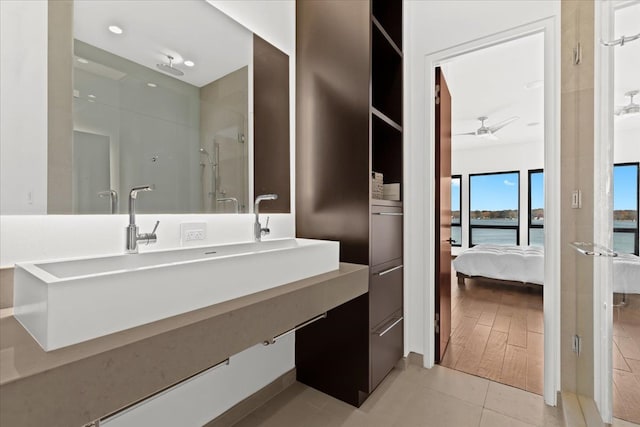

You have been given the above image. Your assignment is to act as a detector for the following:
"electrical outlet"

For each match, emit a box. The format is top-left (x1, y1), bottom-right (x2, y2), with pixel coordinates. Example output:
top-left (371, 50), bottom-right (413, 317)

top-left (185, 230), bottom-right (205, 241)
top-left (180, 222), bottom-right (207, 244)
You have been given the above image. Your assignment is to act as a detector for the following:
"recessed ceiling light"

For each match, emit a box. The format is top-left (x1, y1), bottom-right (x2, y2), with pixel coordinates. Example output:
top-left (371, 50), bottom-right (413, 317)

top-left (77, 57), bottom-right (89, 64)
top-left (108, 25), bottom-right (123, 35)
top-left (525, 80), bottom-right (544, 90)
top-left (184, 60), bottom-right (195, 67)
top-left (88, 94), bottom-right (96, 98)
top-left (147, 82), bottom-right (157, 88)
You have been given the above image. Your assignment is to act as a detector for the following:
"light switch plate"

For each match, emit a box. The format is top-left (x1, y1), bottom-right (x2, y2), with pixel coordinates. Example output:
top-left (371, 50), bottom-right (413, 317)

top-left (180, 222), bottom-right (207, 245)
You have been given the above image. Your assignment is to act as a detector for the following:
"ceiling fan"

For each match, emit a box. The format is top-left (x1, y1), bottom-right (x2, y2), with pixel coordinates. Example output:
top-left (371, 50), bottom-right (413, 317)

top-left (615, 90), bottom-right (640, 118)
top-left (456, 116), bottom-right (519, 140)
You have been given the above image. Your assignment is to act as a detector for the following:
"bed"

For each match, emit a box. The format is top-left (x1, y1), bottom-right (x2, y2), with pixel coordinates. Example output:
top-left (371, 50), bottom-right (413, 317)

top-left (453, 244), bottom-right (640, 294)
top-left (614, 253), bottom-right (640, 295)
top-left (453, 245), bottom-right (543, 287)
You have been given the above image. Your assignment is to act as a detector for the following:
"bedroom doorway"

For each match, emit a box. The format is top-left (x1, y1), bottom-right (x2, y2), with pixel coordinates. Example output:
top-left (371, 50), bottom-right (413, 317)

top-left (433, 32), bottom-right (548, 396)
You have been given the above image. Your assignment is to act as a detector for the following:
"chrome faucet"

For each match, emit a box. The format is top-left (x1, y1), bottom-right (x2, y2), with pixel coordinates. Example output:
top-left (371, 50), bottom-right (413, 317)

top-left (126, 185), bottom-right (159, 254)
top-left (254, 194), bottom-right (278, 241)
top-left (98, 189), bottom-right (118, 214)
top-left (217, 197), bottom-right (240, 213)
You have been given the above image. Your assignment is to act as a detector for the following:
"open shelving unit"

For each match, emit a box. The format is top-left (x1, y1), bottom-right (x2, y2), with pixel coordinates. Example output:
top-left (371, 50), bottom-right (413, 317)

top-left (371, 0), bottom-right (403, 205)
top-left (296, 0), bottom-right (404, 407)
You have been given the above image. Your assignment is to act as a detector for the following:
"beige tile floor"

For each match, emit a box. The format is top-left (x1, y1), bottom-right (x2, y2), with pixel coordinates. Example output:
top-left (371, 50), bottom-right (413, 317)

top-left (233, 364), bottom-right (567, 427)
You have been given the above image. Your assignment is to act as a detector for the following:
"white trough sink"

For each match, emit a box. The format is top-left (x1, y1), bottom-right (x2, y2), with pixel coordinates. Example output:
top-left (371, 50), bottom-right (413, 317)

top-left (13, 238), bottom-right (339, 351)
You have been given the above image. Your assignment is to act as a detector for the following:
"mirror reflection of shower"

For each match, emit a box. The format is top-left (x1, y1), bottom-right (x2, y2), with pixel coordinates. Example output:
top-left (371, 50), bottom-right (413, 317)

top-left (199, 144), bottom-right (219, 212)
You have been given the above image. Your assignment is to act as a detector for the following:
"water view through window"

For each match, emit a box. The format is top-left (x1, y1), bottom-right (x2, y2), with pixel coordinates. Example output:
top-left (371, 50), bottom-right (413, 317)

top-left (469, 172), bottom-right (519, 246)
top-left (613, 163), bottom-right (639, 255)
top-left (452, 176), bottom-right (461, 246)
top-left (529, 170), bottom-right (544, 246)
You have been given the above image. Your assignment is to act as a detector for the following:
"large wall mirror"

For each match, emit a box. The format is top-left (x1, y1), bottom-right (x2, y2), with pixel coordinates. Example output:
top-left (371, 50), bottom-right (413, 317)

top-left (1, 0), bottom-right (290, 215)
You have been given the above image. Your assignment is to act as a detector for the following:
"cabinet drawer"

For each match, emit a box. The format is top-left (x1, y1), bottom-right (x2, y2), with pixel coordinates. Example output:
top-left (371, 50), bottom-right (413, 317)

top-left (371, 206), bottom-right (403, 266)
top-left (370, 262), bottom-right (403, 329)
top-left (370, 311), bottom-right (403, 391)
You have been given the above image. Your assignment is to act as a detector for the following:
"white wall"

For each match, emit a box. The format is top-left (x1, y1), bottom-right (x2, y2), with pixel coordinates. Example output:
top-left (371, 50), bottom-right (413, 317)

top-left (614, 127), bottom-right (640, 164)
top-left (403, 0), bottom-right (561, 356)
top-left (0, 0), bottom-right (48, 214)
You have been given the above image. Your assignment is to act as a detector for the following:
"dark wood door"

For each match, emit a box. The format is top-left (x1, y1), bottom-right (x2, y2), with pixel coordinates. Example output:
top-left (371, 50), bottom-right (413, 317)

top-left (434, 67), bottom-right (452, 363)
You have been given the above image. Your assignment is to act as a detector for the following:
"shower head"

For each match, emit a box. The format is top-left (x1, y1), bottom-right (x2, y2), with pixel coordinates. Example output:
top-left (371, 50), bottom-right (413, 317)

top-left (157, 55), bottom-right (184, 77)
top-left (199, 148), bottom-right (210, 156)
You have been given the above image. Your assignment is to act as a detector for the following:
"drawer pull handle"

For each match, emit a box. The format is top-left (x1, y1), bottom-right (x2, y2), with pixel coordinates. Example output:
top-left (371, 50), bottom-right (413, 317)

top-left (375, 264), bottom-right (403, 276)
top-left (263, 312), bottom-right (327, 345)
top-left (373, 212), bottom-right (403, 216)
top-left (377, 316), bottom-right (404, 337)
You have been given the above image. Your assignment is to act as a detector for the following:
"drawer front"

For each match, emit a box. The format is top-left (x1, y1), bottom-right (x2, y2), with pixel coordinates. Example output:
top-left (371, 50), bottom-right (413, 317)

top-left (370, 311), bottom-right (403, 391)
top-left (371, 206), bottom-right (403, 266)
top-left (370, 262), bottom-right (403, 329)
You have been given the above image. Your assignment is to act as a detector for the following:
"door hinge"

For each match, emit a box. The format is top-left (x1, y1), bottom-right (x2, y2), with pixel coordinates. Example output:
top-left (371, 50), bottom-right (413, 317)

top-left (435, 84), bottom-right (441, 105)
top-left (435, 313), bottom-right (440, 334)
top-left (572, 334), bottom-right (582, 356)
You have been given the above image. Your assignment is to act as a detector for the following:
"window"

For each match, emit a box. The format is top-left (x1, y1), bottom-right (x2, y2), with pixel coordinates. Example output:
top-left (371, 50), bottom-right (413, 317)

top-left (528, 170), bottom-right (544, 246)
top-left (451, 175), bottom-right (461, 246)
top-left (469, 171), bottom-right (519, 246)
top-left (614, 163), bottom-right (639, 255)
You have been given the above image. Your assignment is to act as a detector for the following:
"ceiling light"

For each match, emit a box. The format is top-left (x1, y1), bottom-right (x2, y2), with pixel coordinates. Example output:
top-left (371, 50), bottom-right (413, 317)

top-left (88, 94), bottom-right (96, 98)
top-left (184, 60), bottom-right (195, 67)
top-left (108, 25), bottom-right (123, 35)
top-left (525, 80), bottom-right (544, 90)
top-left (147, 82), bottom-right (157, 88)
top-left (77, 57), bottom-right (89, 64)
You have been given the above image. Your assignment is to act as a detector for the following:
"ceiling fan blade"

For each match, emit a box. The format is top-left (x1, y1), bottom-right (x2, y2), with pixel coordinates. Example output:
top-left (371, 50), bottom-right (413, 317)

top-left (454, 131), bottom-right (477, 136)
top-left (488, 116), bottom-right (519, 133)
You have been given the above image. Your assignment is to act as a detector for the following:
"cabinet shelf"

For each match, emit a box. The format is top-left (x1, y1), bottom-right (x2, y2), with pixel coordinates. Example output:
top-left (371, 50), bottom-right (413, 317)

top-left (372, 17), bottom-right (402, 58)
top-left (372, 25), bottom-right (402, 125)
top-left (372, 113), bottom-right (402, 197)
top-left (372, 0), bottom-right (402, 49)
top-left (371, 107), bottom-right (402, 132)
top-left (371, 199), bottom-right (403, 208)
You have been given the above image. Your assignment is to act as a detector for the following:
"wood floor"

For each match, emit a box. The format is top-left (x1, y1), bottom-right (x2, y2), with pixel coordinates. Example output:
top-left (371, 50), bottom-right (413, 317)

top-left (612, 294), bottom-right (640, 425)
top-left (443, 267), bottom-right (640, 425)
top-left (441, 269), bottom-right (545, 395)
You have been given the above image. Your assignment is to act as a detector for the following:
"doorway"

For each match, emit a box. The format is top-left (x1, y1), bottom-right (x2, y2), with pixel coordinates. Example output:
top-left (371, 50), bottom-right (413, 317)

top-left (434, 33), bottom-right (546, 395)
top-left (424, 17), bottom-right (561, 406)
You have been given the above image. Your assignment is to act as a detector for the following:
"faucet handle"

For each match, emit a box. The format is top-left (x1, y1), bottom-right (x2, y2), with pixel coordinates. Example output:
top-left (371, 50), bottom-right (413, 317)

top-left (261, 216), bottom-right (271, 238)
top-left (151, 220), bottom-right (160, 235)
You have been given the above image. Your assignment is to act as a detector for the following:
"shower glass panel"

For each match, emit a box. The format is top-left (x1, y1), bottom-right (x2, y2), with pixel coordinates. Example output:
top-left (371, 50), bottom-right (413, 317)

top-left (610, 3), bottom-right (640, 424)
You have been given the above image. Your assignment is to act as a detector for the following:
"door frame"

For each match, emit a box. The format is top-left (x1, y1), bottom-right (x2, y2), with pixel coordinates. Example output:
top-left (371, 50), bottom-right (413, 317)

top-left (420, 17), bottom-right (561, 406)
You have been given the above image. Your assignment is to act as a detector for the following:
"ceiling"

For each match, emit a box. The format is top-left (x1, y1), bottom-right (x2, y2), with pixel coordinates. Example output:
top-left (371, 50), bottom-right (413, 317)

top-left (445, 2), bottom-right (639, 151)
top-left (443, 32), bottom-right (544, 151)
top-left (614, 2), bottom-right (640, 133)
top-left (73, 0), bottom-right (252, 88)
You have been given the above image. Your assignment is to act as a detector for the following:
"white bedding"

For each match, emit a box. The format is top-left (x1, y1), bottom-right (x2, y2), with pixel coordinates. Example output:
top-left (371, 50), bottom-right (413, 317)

top-left (613, 253), bottom-right (640, 294)
top-left (453, 244), bottom-right (544, 285)
top-left (452, 245), bottom-right (640, 293)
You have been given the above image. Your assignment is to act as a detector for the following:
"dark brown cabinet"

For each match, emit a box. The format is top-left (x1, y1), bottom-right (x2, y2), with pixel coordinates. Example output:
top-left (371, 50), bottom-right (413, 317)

top-left (295, 0), bottom-right (404, 407)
